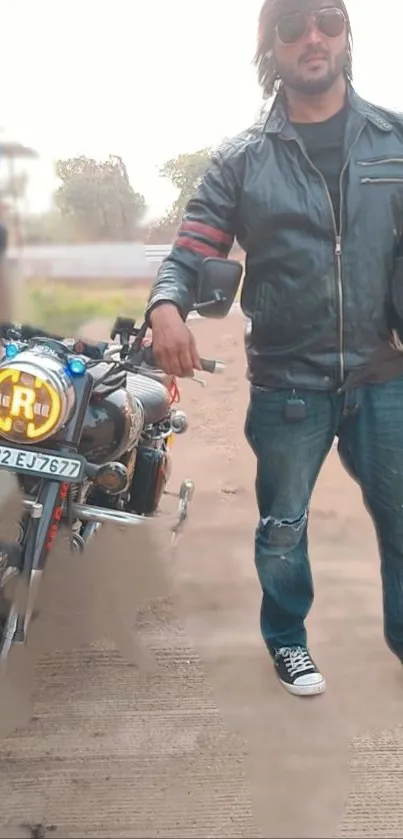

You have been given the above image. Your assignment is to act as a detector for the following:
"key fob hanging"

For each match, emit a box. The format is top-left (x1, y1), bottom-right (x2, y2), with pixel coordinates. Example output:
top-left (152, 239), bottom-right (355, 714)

top-left (283, 397), bottom-right (307, 422)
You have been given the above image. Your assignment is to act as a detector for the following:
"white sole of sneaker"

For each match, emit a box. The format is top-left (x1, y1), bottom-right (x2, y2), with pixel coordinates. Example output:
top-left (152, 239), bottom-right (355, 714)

top-left (278, 676), bottom-right (326, 697)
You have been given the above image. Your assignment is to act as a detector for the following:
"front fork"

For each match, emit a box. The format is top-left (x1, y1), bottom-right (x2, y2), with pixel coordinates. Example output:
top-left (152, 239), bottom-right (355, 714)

top-left (0, 480), bottom-right (67, 656)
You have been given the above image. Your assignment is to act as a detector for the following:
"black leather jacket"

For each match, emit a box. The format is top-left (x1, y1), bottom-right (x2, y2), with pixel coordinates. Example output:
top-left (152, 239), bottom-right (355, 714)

top-left (146, 84), bottom-right (403, 391)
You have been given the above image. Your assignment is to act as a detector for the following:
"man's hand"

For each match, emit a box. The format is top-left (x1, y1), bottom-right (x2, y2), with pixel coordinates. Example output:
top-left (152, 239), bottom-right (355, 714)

top-left (150, 303), bottom-right (202, 377)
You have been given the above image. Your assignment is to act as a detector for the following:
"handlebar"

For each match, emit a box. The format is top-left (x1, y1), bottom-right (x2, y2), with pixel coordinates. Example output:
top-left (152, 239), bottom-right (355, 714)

top-left (0, 322), bottom-right (64, 343)
top-left (198, 358), bottom-right (225, 375)
top-left (70, 338), bottom-right (109, 361)
top-left (0, 322), bottom-right (225, 376)
top-left (0, 322), bottom-right (109, 361)
top-left (129, 344), bottom-right (225, 376)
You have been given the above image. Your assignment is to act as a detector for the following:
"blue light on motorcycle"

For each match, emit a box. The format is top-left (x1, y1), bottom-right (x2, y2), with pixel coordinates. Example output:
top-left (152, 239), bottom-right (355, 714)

top-left (5, 343), bottom-right (19, 359)
top-left (67, 356), bottom-right (86, 376)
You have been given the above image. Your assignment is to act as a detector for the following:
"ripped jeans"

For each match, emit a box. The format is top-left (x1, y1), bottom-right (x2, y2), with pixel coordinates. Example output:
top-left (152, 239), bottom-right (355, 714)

top-left (244, 377), bottom-right (403, 660)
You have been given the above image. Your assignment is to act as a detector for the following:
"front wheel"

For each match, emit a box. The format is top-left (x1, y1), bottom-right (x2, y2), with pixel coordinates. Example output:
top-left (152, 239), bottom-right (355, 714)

top-left (0, 600), bottom-right (18, 668)
top-left (0, 480), bottom-right (64, 665)
top-left (0, 558), bottom-right (21, 668)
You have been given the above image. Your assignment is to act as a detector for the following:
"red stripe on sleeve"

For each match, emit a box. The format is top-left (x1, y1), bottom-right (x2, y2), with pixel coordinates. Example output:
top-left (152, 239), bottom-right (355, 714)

top-left (175, 237), bottom-right (222, 258)
top-left (180, 220), bottom-right (233, 246)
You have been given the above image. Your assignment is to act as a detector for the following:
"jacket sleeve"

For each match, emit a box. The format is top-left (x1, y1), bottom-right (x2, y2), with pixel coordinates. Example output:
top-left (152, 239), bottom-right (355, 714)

top-left (145, 148), bottom-right (239, 322)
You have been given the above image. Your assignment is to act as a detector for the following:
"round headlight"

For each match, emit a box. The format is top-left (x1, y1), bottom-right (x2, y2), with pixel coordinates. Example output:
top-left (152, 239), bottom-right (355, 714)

top-left (0, 351), bottom-right (76, 444)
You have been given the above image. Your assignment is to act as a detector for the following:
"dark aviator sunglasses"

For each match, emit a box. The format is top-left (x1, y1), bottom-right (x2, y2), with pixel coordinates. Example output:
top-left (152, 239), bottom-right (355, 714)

top-left (276, 7), bottom-right (346, 45)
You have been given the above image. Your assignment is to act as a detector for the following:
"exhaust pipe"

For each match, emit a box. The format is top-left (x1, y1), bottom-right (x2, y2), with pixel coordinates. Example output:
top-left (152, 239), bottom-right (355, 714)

top-left (73, 503), bottom-right (146, 526)
top-left (22, 478), bottom-right (195, 533)
top-left (22, 497), bottom-right (146, 526)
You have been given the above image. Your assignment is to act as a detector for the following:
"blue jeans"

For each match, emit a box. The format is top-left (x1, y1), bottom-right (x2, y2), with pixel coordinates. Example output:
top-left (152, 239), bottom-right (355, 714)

top-left (244, 375), bottom-right (403, 661)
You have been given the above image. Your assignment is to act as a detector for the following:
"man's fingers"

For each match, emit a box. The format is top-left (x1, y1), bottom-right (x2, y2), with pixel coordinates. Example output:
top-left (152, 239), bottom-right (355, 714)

top-left (158, 346), bottom-right (187, 378)
top-left (190, 337), bottom-right (202, 371)
top-left (151, 328), bottom-right (200, 378)
top-left (178, 346), bottom-right (195, 377)
top-left (151, 346), bottom-right (166, 371)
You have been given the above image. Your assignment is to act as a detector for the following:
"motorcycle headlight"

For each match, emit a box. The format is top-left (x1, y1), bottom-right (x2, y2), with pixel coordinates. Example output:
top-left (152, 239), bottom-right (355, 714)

top-left (0, 351), bottom-right (76, 444)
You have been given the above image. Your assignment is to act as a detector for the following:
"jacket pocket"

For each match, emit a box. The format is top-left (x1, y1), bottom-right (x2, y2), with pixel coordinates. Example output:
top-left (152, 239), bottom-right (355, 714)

top-left (252, 282), bottom-right (296, 347)
top-left (358, 158), bottom-right (403, 184)
top-left (358, 157), bottom-right (403, 184)
top-left (361, 178), bottom-right (403, 184)
top-left (358, 158), bottom-right (403, 165)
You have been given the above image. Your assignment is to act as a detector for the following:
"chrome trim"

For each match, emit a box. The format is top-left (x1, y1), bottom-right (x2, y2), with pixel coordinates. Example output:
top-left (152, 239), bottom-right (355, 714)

top-left (23, 477), bottom-right (196, 535)
top-left (73, 503), bottom-right (146, 526)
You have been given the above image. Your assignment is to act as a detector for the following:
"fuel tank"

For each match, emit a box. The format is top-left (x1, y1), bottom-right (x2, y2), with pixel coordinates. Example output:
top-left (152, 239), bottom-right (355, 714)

top-left (79, 370), bottom-right (144, 465)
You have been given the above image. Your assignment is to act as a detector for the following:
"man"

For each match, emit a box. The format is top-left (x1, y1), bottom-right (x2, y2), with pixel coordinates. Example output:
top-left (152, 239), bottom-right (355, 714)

top-left (145, 0), bottom-right (403, 696)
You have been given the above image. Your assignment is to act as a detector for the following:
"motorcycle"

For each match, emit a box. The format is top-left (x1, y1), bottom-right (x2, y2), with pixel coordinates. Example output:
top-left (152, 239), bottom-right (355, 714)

top-left (0, 256), bottom-right (242, 666)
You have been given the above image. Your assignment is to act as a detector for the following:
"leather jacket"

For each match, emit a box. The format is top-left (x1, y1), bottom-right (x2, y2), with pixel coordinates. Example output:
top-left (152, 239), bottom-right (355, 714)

top-left (146, 84), bottom-right (403, 391)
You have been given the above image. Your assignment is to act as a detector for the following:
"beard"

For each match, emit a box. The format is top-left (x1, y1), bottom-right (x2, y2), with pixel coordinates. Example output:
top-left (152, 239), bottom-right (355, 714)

top-left (275, 45), bottom-right (348, 95)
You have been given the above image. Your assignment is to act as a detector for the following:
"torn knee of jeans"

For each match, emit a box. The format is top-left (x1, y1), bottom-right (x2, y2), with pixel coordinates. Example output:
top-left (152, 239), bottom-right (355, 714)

top-left (257, 510), bottom-right (307, 551)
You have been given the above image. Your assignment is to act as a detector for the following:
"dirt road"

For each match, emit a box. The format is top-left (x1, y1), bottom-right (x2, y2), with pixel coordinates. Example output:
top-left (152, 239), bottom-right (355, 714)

top-left (1, 313), bottom-right (403, 837)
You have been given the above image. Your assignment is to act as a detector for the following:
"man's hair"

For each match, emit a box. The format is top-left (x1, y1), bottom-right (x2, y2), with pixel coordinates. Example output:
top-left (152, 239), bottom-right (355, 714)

top-left (254, 0), bottom-right (353, 99)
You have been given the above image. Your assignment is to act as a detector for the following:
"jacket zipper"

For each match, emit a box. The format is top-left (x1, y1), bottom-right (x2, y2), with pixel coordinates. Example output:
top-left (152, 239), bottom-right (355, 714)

top-left (284, 126), bottom-right (364, 384)
top-left (358, 158), bottom-right (403, 166)
top-left (361, 177), bottom-right (403, 184)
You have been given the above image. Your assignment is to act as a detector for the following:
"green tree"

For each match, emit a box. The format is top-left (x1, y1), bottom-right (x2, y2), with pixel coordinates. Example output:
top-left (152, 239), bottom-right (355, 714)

top-left (55, 155), bottom-right (146, 241)
top-left (159, 147), bottom-right (213, 229)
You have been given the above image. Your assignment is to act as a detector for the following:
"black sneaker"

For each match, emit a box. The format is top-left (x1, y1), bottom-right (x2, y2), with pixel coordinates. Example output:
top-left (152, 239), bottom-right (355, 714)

top-left (274, 646), bottom-right (326, 696)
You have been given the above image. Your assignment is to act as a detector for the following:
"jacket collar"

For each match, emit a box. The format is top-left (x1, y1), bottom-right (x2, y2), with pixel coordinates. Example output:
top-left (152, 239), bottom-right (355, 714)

top-left (263, 81), bottom-right (393, 135)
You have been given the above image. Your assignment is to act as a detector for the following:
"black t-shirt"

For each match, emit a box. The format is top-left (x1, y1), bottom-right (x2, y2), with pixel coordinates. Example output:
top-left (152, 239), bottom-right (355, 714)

top-left (292, 106), bottom-right (347, 232)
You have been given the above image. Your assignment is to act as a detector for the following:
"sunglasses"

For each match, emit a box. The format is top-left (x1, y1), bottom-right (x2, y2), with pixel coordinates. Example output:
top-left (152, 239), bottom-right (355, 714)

top-left (276, 7), bottom-right (346, 45)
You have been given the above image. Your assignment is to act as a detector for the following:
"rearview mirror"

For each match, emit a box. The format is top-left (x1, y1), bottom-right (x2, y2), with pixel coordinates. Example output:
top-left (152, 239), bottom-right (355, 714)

top-left (194, 257), bottom-right (243, 319)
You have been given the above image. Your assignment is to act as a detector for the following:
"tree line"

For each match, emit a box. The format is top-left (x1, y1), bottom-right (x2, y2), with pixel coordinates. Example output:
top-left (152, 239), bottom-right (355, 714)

top-left (0, 148), bottom-right (214, 246)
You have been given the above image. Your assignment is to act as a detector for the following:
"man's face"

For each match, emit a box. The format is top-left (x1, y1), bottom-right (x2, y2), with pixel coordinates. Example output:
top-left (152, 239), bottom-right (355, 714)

top-left (273, 1), bottom-right (349, 95)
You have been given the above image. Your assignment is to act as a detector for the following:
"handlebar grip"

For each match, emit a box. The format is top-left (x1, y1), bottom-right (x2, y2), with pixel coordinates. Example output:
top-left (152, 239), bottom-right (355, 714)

top-left (141, 345), bottom-right (157, 367)
top-left (138, 345), bottom-right (224, 374)
top-left (200, 358), bottom-right (220, 374)
top-left (142, 346), bottom-right (224, 374)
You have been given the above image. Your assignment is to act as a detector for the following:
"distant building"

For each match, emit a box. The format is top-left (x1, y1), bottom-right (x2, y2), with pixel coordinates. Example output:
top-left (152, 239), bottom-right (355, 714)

top-left (6, 242), bottom-right (169, 282)
top-left (6, 241), bottom-right (244, 283)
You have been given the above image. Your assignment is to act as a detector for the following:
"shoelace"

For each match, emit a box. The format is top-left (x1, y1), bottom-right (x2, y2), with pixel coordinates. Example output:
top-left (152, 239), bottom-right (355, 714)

top-left (277, 646), bottom-right (315, 677)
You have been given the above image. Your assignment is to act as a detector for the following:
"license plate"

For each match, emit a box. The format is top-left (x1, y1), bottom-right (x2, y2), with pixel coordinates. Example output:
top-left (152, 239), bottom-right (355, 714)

top-left (0, 445), bottom-right (84, 482)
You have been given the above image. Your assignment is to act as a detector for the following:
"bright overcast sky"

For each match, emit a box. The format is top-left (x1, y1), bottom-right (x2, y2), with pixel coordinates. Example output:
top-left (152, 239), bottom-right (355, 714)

top-left (0, 0), bottom-right (400, 218)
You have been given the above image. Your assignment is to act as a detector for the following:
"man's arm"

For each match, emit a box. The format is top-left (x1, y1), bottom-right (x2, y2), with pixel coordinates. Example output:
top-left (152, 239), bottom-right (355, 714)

top-left (146, 148), bottom-right (240, 323)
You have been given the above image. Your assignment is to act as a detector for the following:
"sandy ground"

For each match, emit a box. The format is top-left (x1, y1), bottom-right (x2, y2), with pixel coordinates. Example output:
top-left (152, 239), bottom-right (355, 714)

top-left (1, 313), bottom-right (403, 837)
